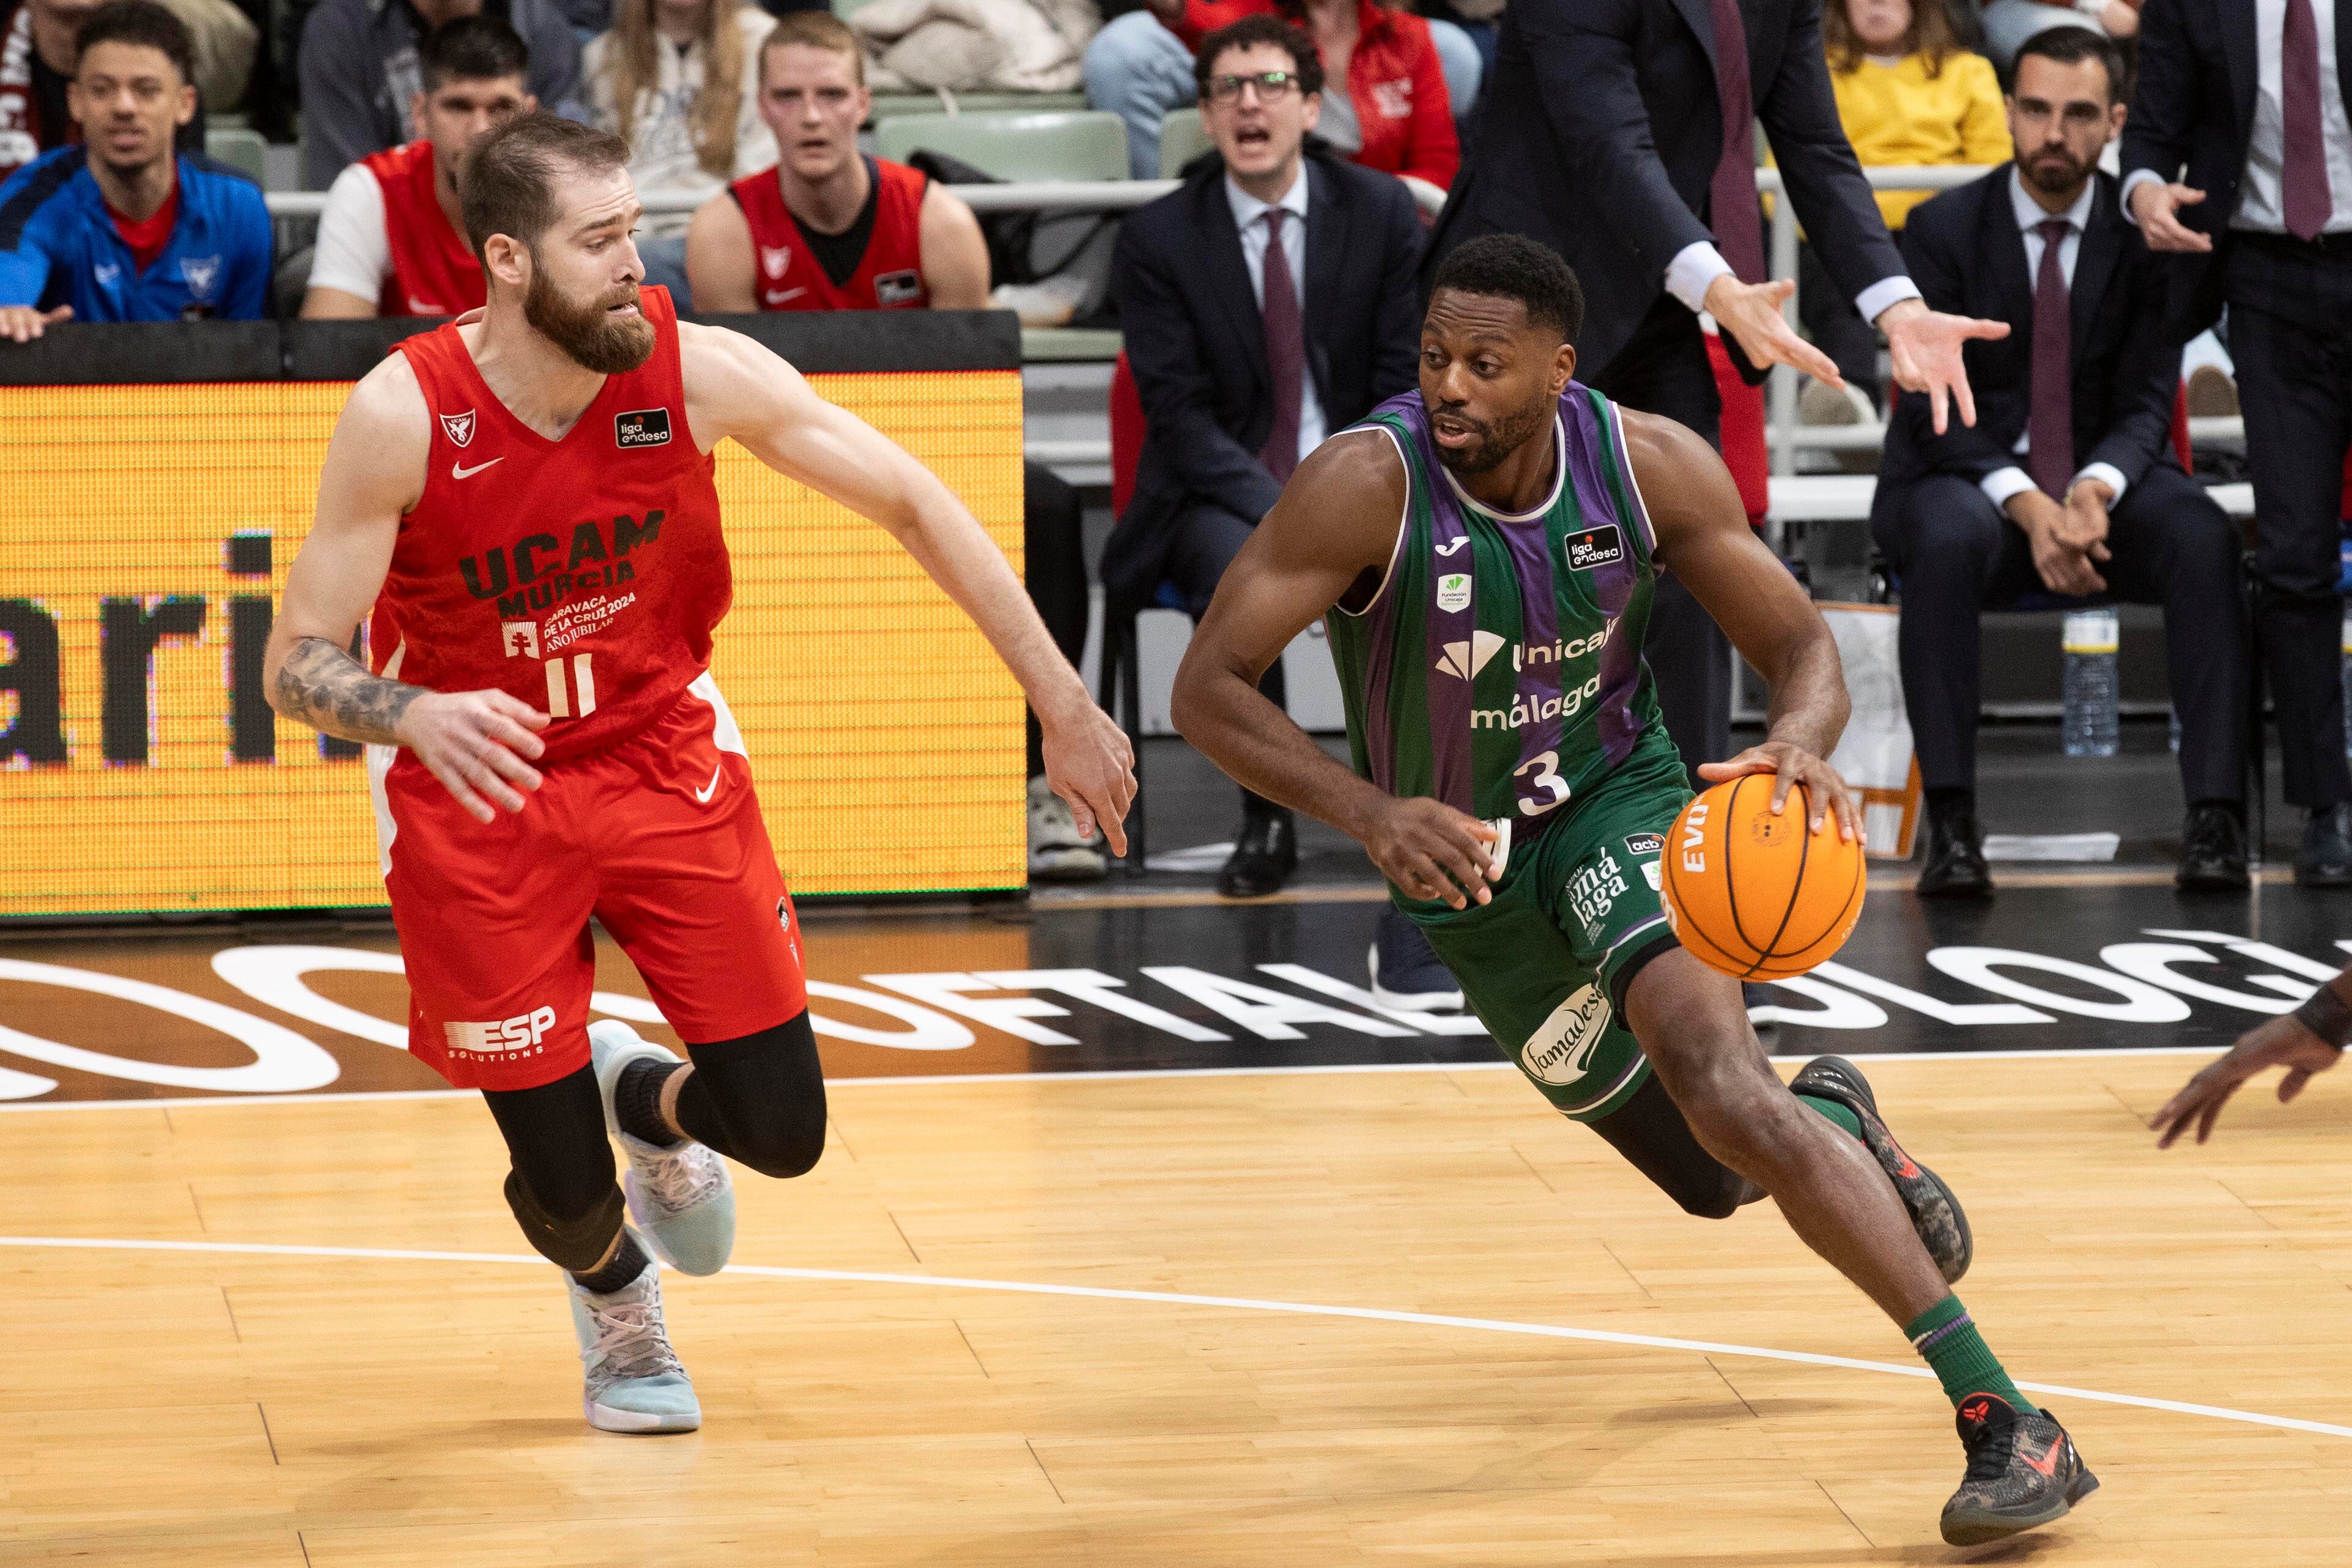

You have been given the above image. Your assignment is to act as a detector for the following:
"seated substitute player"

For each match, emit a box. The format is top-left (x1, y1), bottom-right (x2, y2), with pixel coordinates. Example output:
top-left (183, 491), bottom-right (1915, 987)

top-left (1169, 234), bottom-right (2096, 1546)
top-left (0, 0), bottom-right (269, 340)
top-left (264, 113), bottom-right (1134, 1435)
top-left (298, 15), bottom-right (534, 320)
top-left (686, 9), bottom-right (1107, 881)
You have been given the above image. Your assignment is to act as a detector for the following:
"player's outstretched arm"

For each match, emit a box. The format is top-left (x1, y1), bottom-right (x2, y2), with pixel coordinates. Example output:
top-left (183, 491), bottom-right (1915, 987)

top-left (1169, 431), bottom-right (1499, 908)
top-left (2154, 961), bottom-right (2352, 1147)
top-left (678, 321), bottom-right (1134, 850)
top-left (265, 356), bottom-right (549, 824)
top-left (1630, 409), bottom-right (1860, 841)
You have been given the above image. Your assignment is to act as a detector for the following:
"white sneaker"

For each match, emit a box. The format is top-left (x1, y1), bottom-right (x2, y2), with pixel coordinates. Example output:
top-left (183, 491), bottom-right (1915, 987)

top-left (566, 1251), bottom-right (700, 1433)
top-left (1027, 774), bottom-right (1108, 881)
top-left (588, 1021), bottom-right (736, 1276)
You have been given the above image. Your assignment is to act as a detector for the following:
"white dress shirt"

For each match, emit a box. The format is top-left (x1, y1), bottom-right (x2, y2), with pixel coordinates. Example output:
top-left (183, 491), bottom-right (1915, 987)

top-left (1226, 166), bottom-right (1326, 467)
top-left (1980, 171), bottom-right (2131, 511)
top-left (2123, 0), bottom-right (2352, 234)
top-left (1664, 235), bottom-right (1922, 325)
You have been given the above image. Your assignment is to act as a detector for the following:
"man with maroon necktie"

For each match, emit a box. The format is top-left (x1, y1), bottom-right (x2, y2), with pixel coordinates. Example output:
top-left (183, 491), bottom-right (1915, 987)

top-left (1871, 28), bottom-right (2254, 900)
top-left (2126, 0), bottom-right (2352, 886)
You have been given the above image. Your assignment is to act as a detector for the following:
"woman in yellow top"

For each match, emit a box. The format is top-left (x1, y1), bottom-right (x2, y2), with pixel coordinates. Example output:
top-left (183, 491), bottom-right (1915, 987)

top-left (1800, 0), bottom-right (2011, 419)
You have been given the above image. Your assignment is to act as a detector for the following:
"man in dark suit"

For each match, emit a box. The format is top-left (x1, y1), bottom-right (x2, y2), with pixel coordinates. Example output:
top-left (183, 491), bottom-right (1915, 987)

top-left (2123, 0), bottom-right (2352, 886)
top-left (1874, 28), bottom-right (2252, 898)
top-left (1107, 14), bottom-right (1423, 901)
top-left (1425, 0), bottom-right (2006, 786)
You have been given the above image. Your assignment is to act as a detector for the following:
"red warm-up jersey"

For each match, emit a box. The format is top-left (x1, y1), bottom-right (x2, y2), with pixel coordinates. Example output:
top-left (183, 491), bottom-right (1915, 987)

top-left (363, 139), bottom-right (486, 317)
top-left (728, 157), bottom-right (929, 311)
top-left (373, 285), bottom-right (731, 766)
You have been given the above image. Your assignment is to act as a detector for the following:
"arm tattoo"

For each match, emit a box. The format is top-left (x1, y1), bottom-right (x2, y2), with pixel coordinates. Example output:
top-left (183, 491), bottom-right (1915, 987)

top-left (272, 635), bottom-right (424, 747)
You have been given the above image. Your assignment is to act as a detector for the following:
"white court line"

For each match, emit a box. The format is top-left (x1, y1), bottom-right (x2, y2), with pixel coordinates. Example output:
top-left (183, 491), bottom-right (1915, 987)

top-left (0, 1043), bottom-right (2235, 1115)
top-left (1, 1231), bottom-right (2343, 1442)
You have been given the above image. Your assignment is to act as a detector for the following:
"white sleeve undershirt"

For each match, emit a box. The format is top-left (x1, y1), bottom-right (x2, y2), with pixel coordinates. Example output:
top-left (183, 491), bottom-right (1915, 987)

top-left (306, 162), bottom-right (394, 301)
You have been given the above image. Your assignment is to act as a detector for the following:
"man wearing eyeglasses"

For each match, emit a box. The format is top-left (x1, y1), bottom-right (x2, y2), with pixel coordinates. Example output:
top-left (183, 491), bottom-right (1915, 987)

top-left (1105, 15), bottom-right (1429, 926)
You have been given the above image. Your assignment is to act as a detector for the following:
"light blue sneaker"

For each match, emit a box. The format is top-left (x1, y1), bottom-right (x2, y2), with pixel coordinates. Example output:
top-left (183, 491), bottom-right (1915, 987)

top-left (566, 1249), bottom-right (700, 1433)
top-left (588, 1021), bottom-right (736, 1276)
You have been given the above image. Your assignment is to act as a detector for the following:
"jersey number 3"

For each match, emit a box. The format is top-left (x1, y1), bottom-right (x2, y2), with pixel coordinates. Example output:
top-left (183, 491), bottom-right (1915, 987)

top-left (1514, 750), bottom-right (1570, 817)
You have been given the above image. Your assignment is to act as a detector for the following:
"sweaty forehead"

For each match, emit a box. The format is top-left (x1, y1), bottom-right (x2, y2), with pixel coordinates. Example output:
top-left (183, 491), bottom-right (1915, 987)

top-left (1424, 289), bottom-right (1539, 342)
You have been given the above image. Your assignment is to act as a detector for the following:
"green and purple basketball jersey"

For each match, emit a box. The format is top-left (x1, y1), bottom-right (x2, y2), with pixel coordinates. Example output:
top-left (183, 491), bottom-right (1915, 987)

top-left (1326, 383), bottom-right (1690, 1122)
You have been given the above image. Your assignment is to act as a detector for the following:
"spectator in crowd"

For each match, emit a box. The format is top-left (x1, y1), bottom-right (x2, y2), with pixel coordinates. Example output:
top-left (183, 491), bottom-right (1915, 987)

top-left (1085, 0), bottom-right (1469, 188)
top-left (2125, 0), bottom-right (2352, 885)
top-left (1979, 0), bottom-right (2140, 73)
top-left (0, 0), bottom-right (207, 183)
top-left (1799, 0), bottom-right (2009, 421)
top-left (1425, 0), bottom-right (2005, 791)
top-left (1106, 17), bottom-right (1427, 917)
top-left (1872, 27), bottom-right (2249, 897)
top-left (0, 0), bottom-right (268, 338)
top-left (298, 0), bottom-right (582, 190)
top-left (582, 0), bottom-right (774, 303)
top-left (686, 13), bottom-right (1106, 879)
top-left (299, 16), bottom-right (529, 317)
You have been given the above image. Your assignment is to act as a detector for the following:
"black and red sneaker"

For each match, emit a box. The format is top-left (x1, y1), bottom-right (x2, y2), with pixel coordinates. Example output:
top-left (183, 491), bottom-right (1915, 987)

top-left (1940, 1393), bottom-right (2098, 1545)
top-left (1787, 1054), bottom-right (1973, 1282)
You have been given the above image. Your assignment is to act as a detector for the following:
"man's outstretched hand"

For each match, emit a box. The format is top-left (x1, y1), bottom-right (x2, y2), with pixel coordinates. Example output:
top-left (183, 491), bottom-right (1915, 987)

top-left (1878, 298), bottom-right (2011, 435)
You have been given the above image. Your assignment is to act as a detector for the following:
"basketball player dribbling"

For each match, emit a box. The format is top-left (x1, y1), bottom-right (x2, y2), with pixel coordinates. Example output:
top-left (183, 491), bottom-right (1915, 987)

top-left (264, 113), bottom-right (1134, 1435)
top-left (1170, 235), bottom-right (2094, 1544)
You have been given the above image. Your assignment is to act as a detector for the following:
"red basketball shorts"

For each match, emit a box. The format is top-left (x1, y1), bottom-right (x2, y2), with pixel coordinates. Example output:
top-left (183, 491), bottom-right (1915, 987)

top-left (375, 673), bottom-right (807, 1091)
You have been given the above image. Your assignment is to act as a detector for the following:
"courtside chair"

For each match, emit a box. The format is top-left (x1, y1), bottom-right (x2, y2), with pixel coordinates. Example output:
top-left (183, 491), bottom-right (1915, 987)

top-left (1158, 108), bottom-right (1214, 179)
top-left (205, 127), bottom-right (269, 188)
top-left (871, 110), bottom-right (1130, 184)
top-left (1100, 350), bottom-right (1183, 876)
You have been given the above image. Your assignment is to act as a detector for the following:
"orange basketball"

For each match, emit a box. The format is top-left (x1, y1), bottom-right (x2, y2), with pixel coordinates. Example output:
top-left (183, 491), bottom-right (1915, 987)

top-left (1659, 775), bottom-right (1866, 981)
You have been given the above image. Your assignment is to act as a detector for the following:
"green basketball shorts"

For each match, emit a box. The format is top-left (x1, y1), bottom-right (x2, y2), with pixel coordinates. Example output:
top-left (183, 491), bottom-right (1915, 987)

top-left (1403, 730), bottom-right (1692, 1122)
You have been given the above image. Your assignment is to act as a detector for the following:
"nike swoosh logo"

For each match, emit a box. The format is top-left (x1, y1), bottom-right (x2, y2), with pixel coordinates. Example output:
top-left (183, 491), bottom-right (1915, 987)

top-left (452, 458), bottom-right (504, 480)
top-left (1436, 538), bottom-right (1469, 557)
top-left (693, 762), bottom-right (723, 804)
top-left (761, 287), bottom-right (807, 305)
top-left (2018, 1433), bottom-right (2064, 1477)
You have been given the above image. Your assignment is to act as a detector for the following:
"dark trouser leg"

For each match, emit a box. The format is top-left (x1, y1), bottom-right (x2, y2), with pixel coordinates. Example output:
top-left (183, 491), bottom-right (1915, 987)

top-left (485, 1068), bottom-right (626, 1272)
top-left (1797, 239), bottom-right (1882, 404)
top-left (1167, 499), bottom-right (1289, 818)
top-left (1874, 475), bottom-right (2036, 794)
top-left (2226, 267), bottom-right (2352, 809)
top-left (670, 1011), bottom-right (829, 1180)
top-left (1593, 295), bottom-right (1735, 784)
top-left (1023, 460), bottom-right (1092, 778)
top-left (1587, 1070), bottom-right (1766, 1219)
top-left (2097, 465), bottom-right (2251, 804)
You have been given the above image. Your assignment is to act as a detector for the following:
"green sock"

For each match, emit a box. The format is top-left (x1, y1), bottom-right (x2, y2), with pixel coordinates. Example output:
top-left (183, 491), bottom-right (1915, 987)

top-left (1797, 1093), bottom-right (1864, 1142)
top-left (1905, 1295), bottom-right (2035, 1414)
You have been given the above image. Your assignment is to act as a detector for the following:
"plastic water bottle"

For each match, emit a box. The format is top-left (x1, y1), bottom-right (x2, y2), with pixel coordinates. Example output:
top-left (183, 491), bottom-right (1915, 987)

top-left (2062, 608), bottom-right (2121, 758)
top-left (2342, 613), bottom-right (2352, 758)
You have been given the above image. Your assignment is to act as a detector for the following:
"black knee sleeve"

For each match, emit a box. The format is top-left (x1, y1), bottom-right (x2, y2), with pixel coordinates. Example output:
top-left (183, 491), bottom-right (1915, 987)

top-left (504, 1169), bottom-right (627, 1271)
top-left (1588, 1073), bottom-right (1766, 1221)
top-left (676, 1010), bottom-right (828, 1180)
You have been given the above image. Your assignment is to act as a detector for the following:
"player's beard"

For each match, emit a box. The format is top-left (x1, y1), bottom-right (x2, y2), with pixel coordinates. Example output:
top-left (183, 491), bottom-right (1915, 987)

top-left (523, 264), bottom-right (655, 375)
top-left (1429, 396), bottom-right (1553, 477)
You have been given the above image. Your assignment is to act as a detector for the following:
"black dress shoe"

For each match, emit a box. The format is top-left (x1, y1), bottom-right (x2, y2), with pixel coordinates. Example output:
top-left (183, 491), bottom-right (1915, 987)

top-left (1917, 808), bottom-right (1992, 899)
top-left (2296, 802), bottom-right (2352, 889)
top-left (2176, 804), bottom-right (2250, 893)
top-left (1218, 812), bottom-right (1298, 898)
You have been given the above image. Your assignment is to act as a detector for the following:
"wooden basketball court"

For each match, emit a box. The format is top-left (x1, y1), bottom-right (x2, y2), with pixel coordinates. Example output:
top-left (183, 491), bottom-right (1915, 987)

top-left (6, 1017), bottom-right (2349, 1566)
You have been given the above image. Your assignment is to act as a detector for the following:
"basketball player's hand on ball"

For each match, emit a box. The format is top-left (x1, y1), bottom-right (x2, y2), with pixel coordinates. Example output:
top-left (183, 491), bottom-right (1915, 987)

top-left (395, 689), bottom-right (550, 823)
top-left (2154, 1013), bottom-right (2344, 1147)
top-left (1041, 703), bottom-right (1136, 856)
top-left (1364, 799), bottom-right (1500, 908)
top-left (1697, 743), bottom-right (1860, 843)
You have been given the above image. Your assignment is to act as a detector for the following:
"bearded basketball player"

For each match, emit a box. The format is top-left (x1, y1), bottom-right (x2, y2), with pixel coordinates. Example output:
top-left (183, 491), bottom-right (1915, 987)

top-left (264, 113), bottom-right (1134, 1434)
top-left (1170, 235), bottom-right (2093, 1545)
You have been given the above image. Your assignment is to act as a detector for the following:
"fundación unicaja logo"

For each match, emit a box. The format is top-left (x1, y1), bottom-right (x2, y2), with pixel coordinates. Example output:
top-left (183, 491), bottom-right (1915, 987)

top-left (1436, 572), bottom-right (1471, 614)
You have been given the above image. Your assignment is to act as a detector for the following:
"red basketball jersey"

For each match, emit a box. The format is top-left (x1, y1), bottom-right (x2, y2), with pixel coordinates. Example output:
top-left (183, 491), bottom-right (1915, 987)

top-left (363, 139), bottom-right (486, 318)
top-left (374, 285), bottom-right (731, 766)
top-left (729, 157), bottom-right (930, 311)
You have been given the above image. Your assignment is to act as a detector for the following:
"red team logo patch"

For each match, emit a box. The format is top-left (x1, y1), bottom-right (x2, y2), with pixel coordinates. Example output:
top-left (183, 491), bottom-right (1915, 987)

top-left (441, 409), bottom-right (477, 448)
